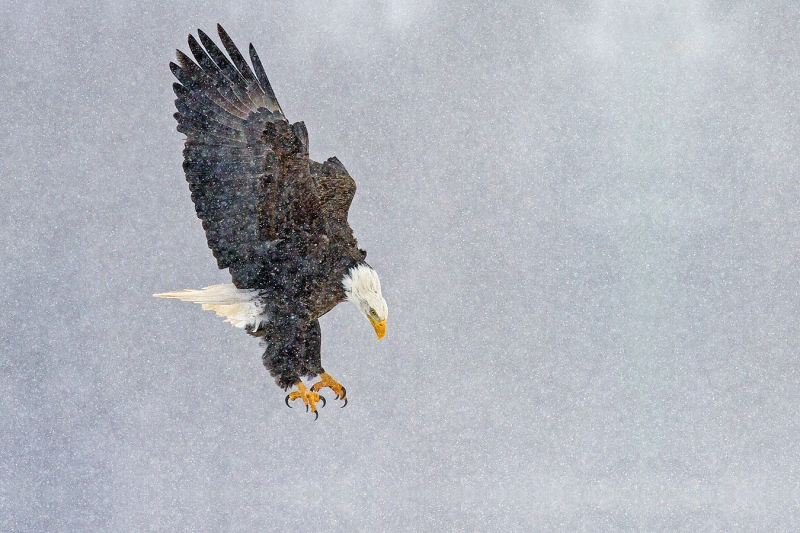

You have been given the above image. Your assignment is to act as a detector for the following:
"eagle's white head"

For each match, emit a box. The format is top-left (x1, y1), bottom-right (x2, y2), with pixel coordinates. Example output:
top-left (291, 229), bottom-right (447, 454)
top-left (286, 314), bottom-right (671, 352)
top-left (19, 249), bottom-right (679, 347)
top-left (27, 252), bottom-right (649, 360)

top-left (342, 264), bottom-right (388, 340)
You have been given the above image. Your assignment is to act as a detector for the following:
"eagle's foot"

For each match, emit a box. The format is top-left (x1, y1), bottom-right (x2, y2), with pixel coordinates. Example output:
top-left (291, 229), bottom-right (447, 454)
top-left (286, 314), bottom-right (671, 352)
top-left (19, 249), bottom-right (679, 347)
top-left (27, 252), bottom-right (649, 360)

top-left (285, 382), bottom-right (326, 420)
top-left (311, 372), bottom-right (348, 407)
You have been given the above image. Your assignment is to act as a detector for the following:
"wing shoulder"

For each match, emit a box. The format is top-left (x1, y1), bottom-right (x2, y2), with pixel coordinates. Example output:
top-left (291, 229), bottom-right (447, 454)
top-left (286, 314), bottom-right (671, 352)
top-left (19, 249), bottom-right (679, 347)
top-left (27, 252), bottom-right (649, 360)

top-left (310, 156), bottom-right (366, 261)
top-left (310, 157), bottom-right (356, 227)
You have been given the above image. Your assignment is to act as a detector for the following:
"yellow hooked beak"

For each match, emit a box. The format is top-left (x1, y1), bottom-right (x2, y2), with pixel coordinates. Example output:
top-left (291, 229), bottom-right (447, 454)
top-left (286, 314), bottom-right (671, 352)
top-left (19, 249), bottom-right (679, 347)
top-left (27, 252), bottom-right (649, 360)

top-left (369, 316), bottom-right (386, 340)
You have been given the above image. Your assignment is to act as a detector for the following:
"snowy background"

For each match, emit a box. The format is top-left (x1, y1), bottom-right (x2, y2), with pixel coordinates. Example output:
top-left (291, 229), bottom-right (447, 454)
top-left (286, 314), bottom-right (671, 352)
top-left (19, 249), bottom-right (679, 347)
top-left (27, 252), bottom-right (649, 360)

top-left (2, 1), bottom-right (799, 531)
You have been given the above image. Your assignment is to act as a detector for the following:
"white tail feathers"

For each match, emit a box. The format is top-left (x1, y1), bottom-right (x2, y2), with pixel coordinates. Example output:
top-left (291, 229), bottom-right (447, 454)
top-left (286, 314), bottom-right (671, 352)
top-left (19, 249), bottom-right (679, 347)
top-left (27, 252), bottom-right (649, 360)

top-left (154, 284), bottom-right (265, 330)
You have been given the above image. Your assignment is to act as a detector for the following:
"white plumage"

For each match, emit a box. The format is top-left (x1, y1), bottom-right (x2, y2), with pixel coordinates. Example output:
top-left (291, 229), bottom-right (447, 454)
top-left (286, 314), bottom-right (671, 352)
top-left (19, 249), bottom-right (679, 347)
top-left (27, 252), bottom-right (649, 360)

top-left (153, 284), bottom-right (265, 330)
top-left (342, 264), bottom-right (388, 322)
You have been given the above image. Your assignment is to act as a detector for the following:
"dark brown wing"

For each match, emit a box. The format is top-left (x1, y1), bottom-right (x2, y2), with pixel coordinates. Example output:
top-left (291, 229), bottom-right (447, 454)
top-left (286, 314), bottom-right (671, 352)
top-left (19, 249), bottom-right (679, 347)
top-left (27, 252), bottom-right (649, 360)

top-left (310, 156), bottom-right (366, 263)
top-left (170, 25), bottom-right (323, 288)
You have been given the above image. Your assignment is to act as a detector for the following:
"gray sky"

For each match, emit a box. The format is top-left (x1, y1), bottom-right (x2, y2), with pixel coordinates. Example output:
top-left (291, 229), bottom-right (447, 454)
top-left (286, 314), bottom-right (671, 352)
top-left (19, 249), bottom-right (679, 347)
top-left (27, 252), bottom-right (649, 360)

top-left (2, 1), bottom-right (799, 531)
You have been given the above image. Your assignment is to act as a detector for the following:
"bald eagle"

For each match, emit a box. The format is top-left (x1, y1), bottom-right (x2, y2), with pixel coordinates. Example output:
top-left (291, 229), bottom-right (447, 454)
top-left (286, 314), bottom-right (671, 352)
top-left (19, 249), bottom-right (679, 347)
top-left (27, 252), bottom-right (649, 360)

top-left (155, 25), bottom-right (388, 419)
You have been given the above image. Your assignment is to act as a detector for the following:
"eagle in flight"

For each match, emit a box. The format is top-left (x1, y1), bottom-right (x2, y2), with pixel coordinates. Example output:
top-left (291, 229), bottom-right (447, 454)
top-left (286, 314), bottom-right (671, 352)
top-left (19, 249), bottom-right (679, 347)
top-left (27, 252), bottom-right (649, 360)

top-left (155, 25), bottom-right (388, 419)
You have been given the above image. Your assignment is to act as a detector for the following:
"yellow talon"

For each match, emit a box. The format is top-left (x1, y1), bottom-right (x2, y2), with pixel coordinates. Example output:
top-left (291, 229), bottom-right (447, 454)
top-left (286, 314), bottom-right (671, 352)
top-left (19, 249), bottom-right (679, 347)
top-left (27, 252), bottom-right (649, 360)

top-left (311, 372), bottom-right (347, 406)
top-left (285, 382), bottom-right (323, 418)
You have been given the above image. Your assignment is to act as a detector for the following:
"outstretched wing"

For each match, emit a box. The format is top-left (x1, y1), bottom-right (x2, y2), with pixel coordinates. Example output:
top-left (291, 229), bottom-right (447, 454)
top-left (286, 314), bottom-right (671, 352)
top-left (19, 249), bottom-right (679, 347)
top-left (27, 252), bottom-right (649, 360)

top-left (170, 25), bottom-right (322, 288)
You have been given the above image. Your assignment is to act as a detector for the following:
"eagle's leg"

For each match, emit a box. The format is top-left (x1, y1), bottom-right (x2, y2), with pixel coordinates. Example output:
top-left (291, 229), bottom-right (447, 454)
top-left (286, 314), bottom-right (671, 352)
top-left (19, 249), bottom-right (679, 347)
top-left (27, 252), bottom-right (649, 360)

top-left (285, 382), bottom-right (325, 420)
top-left (311, 372), bottom-right (348, 407)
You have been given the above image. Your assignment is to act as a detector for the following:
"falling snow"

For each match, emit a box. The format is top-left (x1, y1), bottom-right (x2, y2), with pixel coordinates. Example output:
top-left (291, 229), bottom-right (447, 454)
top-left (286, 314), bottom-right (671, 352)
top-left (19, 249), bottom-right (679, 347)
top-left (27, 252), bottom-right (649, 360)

top-left (1, 1), bottom-right (799, 531)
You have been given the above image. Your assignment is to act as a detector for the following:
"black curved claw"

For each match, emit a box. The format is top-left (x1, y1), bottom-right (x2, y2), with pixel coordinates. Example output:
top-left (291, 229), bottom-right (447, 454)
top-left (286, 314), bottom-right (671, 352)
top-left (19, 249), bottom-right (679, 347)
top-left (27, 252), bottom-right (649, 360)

top-left (341, 397), bottom-right (348, 408)
top-left (341, 386), bottom-right (347, 399)
top-left (314, 410), bottom-right (319, 421)
top-left (319, 395), bottom-right (326, 408)
top-left (285, 394), bottom-right (293, 408)
top-left (305, 404), bottom-right (309, 412)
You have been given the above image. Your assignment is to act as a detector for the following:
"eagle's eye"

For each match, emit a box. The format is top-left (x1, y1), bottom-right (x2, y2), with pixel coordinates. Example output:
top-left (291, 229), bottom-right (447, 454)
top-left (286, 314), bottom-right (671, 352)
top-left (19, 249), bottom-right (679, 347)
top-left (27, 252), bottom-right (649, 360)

top-left (369, 308), bottom-right (377, 318)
